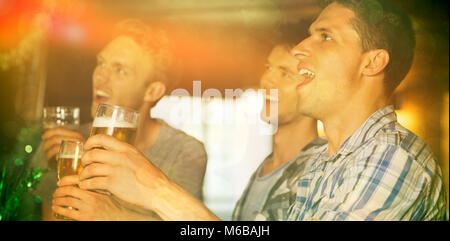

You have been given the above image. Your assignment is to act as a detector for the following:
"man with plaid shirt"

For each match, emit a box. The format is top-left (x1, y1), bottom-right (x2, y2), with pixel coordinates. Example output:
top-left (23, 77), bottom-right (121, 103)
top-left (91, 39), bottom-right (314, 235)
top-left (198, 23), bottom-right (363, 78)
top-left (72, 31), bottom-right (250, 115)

top-left (286, 0), bottom-right (447, 220)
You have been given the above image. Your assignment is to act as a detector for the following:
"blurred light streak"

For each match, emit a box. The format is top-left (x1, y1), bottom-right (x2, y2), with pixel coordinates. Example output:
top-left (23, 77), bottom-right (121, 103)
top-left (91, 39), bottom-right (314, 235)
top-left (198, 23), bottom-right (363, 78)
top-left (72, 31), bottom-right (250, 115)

top-left (317, 120), bottom-right (325, 137)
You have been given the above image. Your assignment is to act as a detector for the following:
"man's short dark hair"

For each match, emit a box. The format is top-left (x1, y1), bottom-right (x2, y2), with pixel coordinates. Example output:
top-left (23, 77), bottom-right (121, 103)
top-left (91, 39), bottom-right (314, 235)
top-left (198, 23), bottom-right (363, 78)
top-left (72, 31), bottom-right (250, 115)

top-left (272, 20), bottom-right (313, 50)
top-left (322, 0), bottom-right (416, 94)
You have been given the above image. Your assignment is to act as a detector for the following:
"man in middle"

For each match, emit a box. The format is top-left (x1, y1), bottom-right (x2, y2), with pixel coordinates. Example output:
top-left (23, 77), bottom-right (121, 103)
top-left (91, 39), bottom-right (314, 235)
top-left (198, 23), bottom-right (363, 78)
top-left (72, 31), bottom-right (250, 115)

top-left (232, 31), bottom-right (326, 221)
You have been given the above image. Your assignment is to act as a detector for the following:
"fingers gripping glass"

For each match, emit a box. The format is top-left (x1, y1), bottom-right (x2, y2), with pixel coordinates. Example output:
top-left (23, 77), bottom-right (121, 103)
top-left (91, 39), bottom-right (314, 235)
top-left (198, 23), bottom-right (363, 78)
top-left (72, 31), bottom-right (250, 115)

top-left (54, 140), bottom-right (83, 220)
top-left (89, 103), bottom-right (139, 195)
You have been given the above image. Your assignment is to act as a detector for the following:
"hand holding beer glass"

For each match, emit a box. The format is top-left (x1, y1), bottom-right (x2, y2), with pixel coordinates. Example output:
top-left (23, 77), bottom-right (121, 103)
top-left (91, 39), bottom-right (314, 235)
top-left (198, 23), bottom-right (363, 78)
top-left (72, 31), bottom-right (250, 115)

top-left (42, 106), bottom-right (82, 170)
top-left (54, 140), bottom-right (83, 220)
top-left (88, 103), bottom-right (139, 194)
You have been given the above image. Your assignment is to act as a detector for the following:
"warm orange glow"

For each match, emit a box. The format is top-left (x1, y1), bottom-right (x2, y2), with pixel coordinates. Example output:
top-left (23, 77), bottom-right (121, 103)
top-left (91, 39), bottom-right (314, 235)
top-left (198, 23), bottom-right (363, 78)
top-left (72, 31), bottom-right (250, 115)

top-left (395, 107), bottom-right (420, 134)
top-left (0, 0), bottom-right (40, 49)
top-left (0, 0), bottom-right (121, 51)
top-left (1, 0), bottom-right (271, 91)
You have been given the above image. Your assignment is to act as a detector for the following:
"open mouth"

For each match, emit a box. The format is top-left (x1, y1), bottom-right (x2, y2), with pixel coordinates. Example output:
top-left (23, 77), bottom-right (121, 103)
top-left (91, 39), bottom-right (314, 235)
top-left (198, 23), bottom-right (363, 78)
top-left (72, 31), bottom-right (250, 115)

top-left (94, 90), bottom-right (111, 103)
top-left (297, 67), bottom-right (315, 89)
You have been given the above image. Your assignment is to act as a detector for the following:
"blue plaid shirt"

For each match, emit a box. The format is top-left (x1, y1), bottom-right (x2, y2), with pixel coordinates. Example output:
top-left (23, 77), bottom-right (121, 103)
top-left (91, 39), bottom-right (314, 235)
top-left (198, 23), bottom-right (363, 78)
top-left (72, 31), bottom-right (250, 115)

top-left (287, 106), bottom-right (447, 221)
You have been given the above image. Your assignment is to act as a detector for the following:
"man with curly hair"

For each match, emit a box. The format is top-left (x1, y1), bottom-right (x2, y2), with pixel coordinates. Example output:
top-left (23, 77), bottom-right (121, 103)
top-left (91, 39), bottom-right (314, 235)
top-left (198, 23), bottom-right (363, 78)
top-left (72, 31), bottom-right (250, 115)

top-left (32, 20), bottom-right (207, 221)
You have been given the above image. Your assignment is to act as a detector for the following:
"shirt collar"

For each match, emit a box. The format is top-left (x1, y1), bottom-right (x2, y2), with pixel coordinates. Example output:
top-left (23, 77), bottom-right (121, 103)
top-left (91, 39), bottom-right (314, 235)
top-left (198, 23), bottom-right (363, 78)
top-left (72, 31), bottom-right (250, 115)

top-left (334, 105), bottom-right (397, 157)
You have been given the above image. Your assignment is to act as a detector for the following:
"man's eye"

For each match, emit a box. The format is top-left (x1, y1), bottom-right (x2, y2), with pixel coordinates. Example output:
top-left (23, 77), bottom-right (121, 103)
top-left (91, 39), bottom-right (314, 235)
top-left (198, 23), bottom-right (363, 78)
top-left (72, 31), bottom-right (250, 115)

top-left (281, 72), bottom-right (289, 78)
top-left (265, 65), bottom-right (272, 71)
top-left (322, 33), bottom-right (332, 41)
top-left (117, 67), bottom-right (126, 76)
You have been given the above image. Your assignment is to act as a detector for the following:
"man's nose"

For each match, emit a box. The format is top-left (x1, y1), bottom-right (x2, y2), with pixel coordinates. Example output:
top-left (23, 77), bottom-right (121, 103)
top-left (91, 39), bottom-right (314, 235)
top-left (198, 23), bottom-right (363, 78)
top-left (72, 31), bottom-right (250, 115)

top-left (291, 37), bottom-right (312, 59)
top-left (260, 71), bottom-right (277, 88)
top-left (94, 66), bottom-right (110, 85)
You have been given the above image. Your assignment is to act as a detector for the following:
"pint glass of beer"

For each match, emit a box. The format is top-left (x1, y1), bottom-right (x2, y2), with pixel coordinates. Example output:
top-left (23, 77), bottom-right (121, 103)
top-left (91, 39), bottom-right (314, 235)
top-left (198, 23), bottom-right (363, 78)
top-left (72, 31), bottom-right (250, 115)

top-left (54, 140), bottom-right (83, 220)
top-left (90, 103), bottom-right (139, 145)
top-left (43, 106), bottom-right (80, 169)
top-left (43, 106), bottom-right (80, 130)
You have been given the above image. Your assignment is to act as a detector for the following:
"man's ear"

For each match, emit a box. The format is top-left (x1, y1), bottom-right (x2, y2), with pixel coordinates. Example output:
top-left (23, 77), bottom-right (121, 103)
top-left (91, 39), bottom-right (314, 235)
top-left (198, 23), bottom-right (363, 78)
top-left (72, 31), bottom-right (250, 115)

top-left (361, 49), bottom-right (390, 76)
top-left (143, 81), bottom-right (166, 103)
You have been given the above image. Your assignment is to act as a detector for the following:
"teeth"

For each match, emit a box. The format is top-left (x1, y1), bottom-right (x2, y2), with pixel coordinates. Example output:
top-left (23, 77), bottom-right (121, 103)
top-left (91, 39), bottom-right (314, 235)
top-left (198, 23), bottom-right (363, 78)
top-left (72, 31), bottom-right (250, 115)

top-left (96, 90), bottom-right (110, 98)
top-left (298, 69), bottom-right (315, 79)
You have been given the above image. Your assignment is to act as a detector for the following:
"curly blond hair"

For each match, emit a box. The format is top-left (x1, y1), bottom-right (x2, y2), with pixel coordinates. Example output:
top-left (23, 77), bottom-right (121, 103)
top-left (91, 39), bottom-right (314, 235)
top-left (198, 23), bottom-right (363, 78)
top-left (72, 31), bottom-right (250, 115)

top-left (113, 19), bottom-right (176, 90)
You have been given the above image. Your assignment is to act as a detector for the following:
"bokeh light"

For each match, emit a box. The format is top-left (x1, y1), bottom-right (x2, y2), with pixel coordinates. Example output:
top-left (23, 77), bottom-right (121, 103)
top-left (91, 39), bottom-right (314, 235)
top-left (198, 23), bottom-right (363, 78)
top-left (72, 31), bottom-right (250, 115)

top-left (25, 145), bottom-right (32, 153)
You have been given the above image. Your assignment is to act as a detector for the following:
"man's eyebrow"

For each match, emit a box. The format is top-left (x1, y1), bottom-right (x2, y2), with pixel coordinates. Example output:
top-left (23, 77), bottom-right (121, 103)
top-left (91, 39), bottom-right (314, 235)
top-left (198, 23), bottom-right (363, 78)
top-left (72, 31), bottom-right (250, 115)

top-left (309, 26), bottom-right (334, 35)
top-left (112, 60), bottom-right (135, 71)
top-left (111, 61), bottom-right (127, 68)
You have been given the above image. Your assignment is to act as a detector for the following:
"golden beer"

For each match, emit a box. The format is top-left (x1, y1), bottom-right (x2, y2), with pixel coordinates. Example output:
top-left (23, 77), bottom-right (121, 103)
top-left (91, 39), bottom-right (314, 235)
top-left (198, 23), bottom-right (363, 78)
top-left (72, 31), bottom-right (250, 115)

top-left (43, 123), bottom-right (80, 170)
top-left (90, 104), bottom-right (139, 145)
top-left (54, 140), bottom-right (83, 220)
top-left (89, 126), bottom-right (137, 145)
top-left (57, 156), bottom-right (83, 181)
top-left (55, 155), bottom-right (82, 220)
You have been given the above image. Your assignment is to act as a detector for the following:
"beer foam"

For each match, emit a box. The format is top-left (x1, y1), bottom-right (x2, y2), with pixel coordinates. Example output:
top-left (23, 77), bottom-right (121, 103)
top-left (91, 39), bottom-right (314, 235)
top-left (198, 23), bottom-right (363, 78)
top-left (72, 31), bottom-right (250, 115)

top-left (92, 117), bottom-right (137, 128)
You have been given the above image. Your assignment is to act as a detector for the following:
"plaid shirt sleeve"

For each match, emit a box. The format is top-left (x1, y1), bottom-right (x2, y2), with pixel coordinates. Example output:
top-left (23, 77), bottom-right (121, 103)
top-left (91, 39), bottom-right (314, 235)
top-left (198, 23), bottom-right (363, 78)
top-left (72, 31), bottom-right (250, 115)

top-left (289, 107), bottom-right (447, 221)
top-left (311, 142), bottom-right (446, 221)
